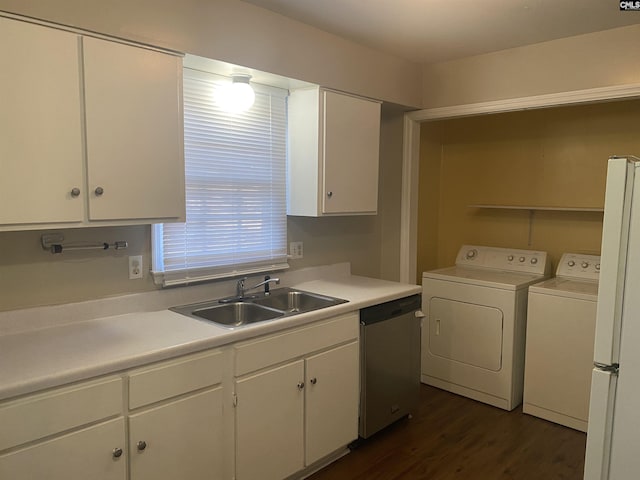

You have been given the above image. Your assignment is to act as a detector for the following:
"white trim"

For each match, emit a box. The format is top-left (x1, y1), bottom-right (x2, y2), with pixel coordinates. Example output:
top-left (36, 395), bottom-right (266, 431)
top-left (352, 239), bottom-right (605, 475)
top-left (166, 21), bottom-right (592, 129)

top-left (399, 115), bottom-right (420, 284)
top-left (407, 83), bottom-right (640, 122)
top-left (399, 83), bottom-right (640, 284)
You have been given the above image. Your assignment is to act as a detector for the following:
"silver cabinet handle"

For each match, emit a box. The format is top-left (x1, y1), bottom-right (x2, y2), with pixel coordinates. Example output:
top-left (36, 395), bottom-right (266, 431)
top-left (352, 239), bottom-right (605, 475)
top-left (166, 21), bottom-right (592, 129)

top-left (326, 191), bottom-right (333, 198)
top-left (70, 187), bottom-right (81, 197)
top-left (137, 440), bottom-right (147, 451)
top-left (112, 447), bottom-right (123, 458)
top-left (310, 377), bottom-right (317, 385)
top-left (95, 186), bottom-right (104, 196)
top-left (297, 381), bottom-right (305, 390)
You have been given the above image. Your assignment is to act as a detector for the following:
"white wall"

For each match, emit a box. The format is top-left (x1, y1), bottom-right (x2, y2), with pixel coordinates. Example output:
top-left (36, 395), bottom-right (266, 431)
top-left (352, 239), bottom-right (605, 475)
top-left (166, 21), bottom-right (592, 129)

top-left (0, 0), bottom-right (422, 107)
top-left (422, 24), bottom-right (640, 108)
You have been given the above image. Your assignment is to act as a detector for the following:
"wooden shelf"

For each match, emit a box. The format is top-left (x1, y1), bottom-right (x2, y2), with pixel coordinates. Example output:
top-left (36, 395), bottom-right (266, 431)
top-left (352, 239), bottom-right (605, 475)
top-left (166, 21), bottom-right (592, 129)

top-left (469, 204), bottom-right (604, 213)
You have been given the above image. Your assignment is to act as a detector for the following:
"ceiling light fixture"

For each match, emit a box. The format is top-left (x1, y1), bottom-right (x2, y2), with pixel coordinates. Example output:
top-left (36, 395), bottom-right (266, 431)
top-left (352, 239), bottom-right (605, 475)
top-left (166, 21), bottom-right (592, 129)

top-left (217, 73), bottom-right (255, 113)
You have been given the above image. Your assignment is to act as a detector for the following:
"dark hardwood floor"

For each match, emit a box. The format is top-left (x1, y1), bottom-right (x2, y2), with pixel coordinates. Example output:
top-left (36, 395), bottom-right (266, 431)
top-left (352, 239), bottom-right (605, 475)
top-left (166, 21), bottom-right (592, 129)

top-left (309, 385), bottom-right (587, 480)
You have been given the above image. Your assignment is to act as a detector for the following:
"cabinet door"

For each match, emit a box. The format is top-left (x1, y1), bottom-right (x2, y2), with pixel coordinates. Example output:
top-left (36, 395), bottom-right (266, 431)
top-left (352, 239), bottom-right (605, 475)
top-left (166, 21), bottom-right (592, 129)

top-left (0, 418), bottom-right (125, 480)
top-left (83, 36), bottom-right (185, 221)
top-left (322, 91), bottom-right (380, 214)
top-left (0, 17), bottom-right (84, 225)
top-left (235, 360), bottom-right (304, 480)
top-left (128, 388), bottom-right (223, 480)
top-left (305, 341), bottom-right (360, 465)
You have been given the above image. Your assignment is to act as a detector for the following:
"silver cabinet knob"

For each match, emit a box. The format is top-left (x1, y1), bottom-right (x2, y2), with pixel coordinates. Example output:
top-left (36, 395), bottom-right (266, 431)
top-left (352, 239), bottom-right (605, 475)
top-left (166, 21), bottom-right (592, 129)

top-left (112, 447), bottom-right (123, 458)
top-left (137, 440), bottom-right (147, 451)
top-left (297, 381), bottom-right (305, 390)
top-left (70, 187), bottom-right (81, 197)
top-left (310, 377), bottom-right (317, 385)
top-left (95, 186), bottom-right (104, 196)
top-left (327, 191), bottom-right (333, 198)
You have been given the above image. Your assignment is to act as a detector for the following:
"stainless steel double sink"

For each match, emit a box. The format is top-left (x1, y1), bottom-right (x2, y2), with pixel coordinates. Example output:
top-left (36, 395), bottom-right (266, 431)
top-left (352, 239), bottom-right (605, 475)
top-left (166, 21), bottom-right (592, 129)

top-left (171, 288), bottom-right (348, 329)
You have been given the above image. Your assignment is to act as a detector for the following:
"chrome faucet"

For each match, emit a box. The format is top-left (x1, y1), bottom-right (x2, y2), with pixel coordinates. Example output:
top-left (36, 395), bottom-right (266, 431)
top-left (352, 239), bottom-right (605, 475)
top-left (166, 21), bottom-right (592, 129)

top-left (236, 275), bottom-right (280, 299)
top-left (251, 275), bottom-right (281, 295)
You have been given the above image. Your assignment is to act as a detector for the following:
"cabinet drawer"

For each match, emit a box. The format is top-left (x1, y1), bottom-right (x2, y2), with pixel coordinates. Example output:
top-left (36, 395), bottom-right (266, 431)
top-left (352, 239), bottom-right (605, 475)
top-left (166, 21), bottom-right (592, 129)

top-left (129, 350), bottom-right (223, 409)
top-left (0, 376), bottom-right (122, 451)
top-left (235, 313), bottom-right (359, 376)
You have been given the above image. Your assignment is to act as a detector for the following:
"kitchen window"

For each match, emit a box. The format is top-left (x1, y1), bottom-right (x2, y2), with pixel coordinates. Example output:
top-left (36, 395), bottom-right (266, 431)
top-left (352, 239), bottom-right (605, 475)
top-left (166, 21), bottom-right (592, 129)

top-left (152, 67), bottom-right (288, 286)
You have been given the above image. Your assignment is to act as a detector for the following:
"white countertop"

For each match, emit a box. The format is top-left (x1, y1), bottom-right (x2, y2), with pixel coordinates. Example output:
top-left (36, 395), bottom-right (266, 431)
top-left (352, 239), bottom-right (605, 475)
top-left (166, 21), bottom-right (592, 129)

top-left (0, 274), bottom-right (420, 402)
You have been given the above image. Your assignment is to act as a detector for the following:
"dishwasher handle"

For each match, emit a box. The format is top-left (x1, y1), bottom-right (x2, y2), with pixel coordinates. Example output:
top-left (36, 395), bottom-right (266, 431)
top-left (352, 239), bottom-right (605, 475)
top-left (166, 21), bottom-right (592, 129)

top-left (360, 294), bottom-right (422, 325)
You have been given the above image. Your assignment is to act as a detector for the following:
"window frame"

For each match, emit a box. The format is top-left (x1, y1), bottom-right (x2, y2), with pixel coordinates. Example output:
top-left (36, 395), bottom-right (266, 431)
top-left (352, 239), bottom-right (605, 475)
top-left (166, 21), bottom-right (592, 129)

top-left (151, 67), bottom-right (289, 287)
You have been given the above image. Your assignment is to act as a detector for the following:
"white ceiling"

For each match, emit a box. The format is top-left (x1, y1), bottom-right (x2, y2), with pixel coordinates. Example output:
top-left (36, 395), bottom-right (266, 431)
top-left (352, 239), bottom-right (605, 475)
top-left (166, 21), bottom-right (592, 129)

top-left (241, 0), bottom-right (640, 64)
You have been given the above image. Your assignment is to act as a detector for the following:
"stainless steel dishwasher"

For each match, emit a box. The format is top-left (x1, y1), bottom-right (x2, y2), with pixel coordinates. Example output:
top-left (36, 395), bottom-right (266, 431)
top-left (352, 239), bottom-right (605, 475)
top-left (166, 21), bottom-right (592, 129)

top-left (358, 294), bottom-right (423, 439)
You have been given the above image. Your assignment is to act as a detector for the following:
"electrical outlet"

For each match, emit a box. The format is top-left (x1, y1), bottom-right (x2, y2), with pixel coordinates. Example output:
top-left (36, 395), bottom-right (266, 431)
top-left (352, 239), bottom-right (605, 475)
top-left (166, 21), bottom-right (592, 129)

top-left (290, 241), bottom-right (304, 259)
top-left (129, 255), bottom-right (143, 279)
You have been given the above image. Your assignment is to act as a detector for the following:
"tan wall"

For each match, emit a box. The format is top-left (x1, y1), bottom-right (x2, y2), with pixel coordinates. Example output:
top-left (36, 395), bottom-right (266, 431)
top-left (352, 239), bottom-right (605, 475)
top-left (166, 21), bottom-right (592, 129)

top-left (0, 0), bottom-right (422, 107)
top-left (422, 25), bottom-right (640, 108)
top-left (0, 217), bottom-right (382, 311)
top-left (417, 99), bottom-right (640, 281)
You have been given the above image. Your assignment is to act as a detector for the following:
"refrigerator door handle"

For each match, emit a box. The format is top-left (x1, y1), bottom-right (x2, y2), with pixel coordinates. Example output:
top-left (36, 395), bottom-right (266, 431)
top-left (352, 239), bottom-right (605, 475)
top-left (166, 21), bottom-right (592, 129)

top-left (584, 368), bottom-right (618, 480)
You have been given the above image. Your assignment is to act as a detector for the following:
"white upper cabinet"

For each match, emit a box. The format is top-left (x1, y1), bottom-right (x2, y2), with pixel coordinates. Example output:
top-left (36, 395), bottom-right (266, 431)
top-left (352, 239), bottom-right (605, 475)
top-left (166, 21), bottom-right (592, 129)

top-left (0, 16), bottom-right (185, 231)
top-left (287, 87), bottom-right (381, 216)
top-left (0, 17), bottom-right (84, 225)
top-left (83, 37), bottom-right (184, 221)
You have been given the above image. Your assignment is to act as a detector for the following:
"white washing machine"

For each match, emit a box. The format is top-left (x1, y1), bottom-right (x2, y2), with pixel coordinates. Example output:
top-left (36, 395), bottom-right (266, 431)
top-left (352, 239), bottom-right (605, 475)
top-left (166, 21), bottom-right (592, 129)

top-left (523, 253), bottom-right (600, 432)
top-left (421, 245), bottom-right (550, 411)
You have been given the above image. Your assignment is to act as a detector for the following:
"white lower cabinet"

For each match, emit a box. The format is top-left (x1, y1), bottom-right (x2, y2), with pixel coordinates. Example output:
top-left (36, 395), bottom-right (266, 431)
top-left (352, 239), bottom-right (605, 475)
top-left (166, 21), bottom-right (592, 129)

top-left (236, 361), bottom-right (305, 480)
top-left (305, 341), bottom-right (359, 465)
top-left (127, 350), bottom-right (225, 480)
top-left (0, 376), bottom-right (125, 480)
top-left (233, 313), bottom-right (360, 480)
top-left (129, 388), bottom-right (223, 480)
top-left (0, 315), bottom-right (361, 480)
top-left (0, 418), bottom-right (126, 480)
top-left (0, 350), bottom-right (225, 480)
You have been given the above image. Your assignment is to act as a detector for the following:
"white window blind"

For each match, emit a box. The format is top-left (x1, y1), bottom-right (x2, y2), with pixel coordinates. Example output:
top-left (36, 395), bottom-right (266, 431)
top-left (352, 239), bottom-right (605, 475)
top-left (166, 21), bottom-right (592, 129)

top-left (152, 67), bottom-right (289, 287)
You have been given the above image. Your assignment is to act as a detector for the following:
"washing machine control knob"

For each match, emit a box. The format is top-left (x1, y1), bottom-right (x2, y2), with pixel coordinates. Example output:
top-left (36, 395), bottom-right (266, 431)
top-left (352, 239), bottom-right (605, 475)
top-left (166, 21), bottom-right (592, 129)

top-left (466, 249), bottom-right (478, 260)
top-left (507, 255), bottom-right (514, 261)
top-left (581, 261), bottom-right (589, 269)
top-left (596, 263), bottom-right (601, 271)
top-left (568, 260), bottom-right (576, 267)
top-left (519, 256), bottom-right (526, 263)
top-left (530, 258), bottom-right (538, 264)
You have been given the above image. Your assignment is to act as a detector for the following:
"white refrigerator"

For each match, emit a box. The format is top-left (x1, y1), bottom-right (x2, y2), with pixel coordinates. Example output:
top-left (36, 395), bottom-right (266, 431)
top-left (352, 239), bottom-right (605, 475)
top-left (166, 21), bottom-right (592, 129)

top-left (584, 156), bottom-right (640, 479)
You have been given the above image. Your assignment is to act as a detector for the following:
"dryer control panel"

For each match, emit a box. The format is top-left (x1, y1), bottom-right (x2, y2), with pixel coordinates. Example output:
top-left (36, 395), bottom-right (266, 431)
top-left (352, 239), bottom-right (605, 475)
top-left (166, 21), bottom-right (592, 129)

top-left (556, 253), bottom-right (600, 280)
top-left (455, 245), bottom-right (550, 275)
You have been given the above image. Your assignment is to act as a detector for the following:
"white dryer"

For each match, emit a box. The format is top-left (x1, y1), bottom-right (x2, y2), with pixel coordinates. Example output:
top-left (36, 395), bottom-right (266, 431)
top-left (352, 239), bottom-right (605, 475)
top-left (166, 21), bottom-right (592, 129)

top-left (421, 245), bottom-right (550, 411)
top-left (523, 253), bottom-right (600, 432)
